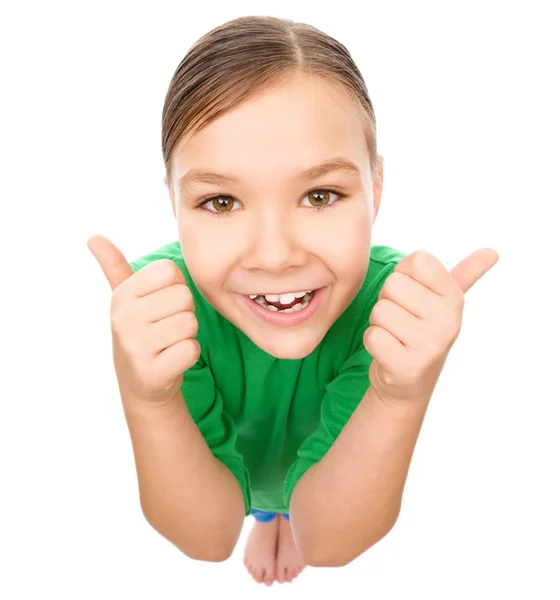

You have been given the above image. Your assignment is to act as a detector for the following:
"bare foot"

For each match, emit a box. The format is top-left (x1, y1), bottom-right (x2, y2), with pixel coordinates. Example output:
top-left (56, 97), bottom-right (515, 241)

top-left (243, 515), bottom-right (279, 586)
top-left (275, 514), bottom-right (307, 583)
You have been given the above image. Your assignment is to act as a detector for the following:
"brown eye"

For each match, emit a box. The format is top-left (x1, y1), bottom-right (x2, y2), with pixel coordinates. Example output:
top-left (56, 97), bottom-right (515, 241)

top-left (306, 190), bottom-right (330, 207)
top-left (211, 196), bottom-right (235, 211)
top-left (302, 188), bottom-right (343, 210)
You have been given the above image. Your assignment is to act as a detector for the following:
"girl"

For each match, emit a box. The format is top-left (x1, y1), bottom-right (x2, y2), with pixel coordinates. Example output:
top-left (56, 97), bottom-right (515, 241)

top-left (88, 15), bottom-right (498, 587)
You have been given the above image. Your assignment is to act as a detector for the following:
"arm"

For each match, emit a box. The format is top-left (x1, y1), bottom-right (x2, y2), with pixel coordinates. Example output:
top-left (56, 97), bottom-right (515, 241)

top-left (122, 388), bottom-right (246, 562)
top-left (290, 386), bottom-right (430, 567)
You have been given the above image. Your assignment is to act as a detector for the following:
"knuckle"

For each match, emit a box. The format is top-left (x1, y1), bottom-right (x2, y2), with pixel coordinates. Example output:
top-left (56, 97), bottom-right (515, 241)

top-left (364, 326), bottom-right (375, 348)
top-left (382, 272), bottom-right (400, 296)
top-left (181, 311), bottom-right (198, 336)
top-left (384, 366), bottom-right (406, 387)
top-left (182, 338), bottom-right (201, 365)
top-left (427, 339), bottom-right (442, 360)
top-left (163, 258), bottom-right (177, 272)
top-left (156, 259), bottom-right (178, 281)
top-left (416, 249), bottom-right (433, 263)
top-left (365, 325), bottom-right (386, 356)
top-left (371, 298), bottom-right (390, 323)
top-left (411, 250), bottom-right (433, 272)
top-left (446, 320), bottom-right (461, 341)
top-left (179, 284), bottom-right (193, 307)
top-left (441, 311), bottom-right (461, 340)
top-left (188, 338), bottom-right (200, 356)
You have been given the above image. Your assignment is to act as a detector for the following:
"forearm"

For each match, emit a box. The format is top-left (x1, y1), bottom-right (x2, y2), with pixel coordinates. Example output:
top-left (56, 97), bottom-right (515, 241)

top-left (121, 389), bottom-right (245, 562)
top-left (290, 386), bottom-right (430, 567)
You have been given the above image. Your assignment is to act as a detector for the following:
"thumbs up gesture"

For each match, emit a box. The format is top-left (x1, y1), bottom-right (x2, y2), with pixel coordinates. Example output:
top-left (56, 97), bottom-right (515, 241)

top-left (365, 248), bottom-right (500, 407)
top-left (87, 235), bottom-right (201, 406)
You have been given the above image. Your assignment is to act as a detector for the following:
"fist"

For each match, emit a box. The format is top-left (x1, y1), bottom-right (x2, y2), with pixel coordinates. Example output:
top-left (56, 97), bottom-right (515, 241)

top-left (88, 235), bottom-right (200, 406)
top-left (364, 248), bottom-right (499, 406)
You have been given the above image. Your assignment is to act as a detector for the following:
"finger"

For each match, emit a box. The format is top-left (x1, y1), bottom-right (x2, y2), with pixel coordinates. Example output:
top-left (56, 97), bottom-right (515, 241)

top-left (378, 271), bottom-right (437, 320)
top-left (87, 234), bottom-right (134, 292)
top-left (151, 311), bottom-right (198, 353)
top-left (365, 325), bottom-right (407, 371)
top-left (449, 248), bottom-right (499, 294)
top-left (370, 298), bottom-right (420, 348)
top-left (155, 338), bottom-right (200, 375)
top-left (131, 259), bottom-right (188, 298)
top-left (141, 282), bottom-right (195, 323)
top-left (394, 250), bottom-right (456, 297)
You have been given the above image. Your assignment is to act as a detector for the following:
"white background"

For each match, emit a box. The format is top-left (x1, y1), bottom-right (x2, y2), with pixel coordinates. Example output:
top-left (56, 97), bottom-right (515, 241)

top-left (1, 0), bottom-right (558, 598)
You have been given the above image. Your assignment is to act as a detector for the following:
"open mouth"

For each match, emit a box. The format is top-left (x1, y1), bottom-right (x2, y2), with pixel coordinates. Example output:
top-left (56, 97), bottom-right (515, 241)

top-left (248, 290), bottom-right (315, 313)
top-left (238, 286), bottom-right (326, 327)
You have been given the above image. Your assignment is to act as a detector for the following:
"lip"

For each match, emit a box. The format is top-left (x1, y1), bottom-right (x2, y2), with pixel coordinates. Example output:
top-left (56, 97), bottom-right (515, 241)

top-left (237, 286), bottom-right (327, 327)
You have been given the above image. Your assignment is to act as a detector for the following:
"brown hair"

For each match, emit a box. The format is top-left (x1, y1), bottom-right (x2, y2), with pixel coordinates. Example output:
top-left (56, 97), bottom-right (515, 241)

top-left (162, 16), bottom-right (378, 185)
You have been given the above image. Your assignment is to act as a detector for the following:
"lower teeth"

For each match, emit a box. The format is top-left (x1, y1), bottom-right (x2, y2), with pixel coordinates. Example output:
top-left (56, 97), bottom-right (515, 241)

top-left (254, 291), bottom-right (314, 313)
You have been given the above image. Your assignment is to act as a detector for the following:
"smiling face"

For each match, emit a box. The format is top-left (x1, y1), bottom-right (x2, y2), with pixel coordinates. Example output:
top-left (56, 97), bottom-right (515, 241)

top-left (165, 72), bottom-right (383, 359)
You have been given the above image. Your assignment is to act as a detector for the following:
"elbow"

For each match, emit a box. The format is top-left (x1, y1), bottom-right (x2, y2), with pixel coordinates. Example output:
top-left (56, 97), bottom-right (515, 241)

top-left (307, 520), bottom-right (398, 568)
top-left (201, 539), bottom-right (237, 563)
top-left (192, 547), bottom-right (233, 563)
top-left (162, 527), bottom-right (233, 563)
top-left (304, 546), bottom-right (352, 568)
top-left (142, 509), bottom-right (234, 563)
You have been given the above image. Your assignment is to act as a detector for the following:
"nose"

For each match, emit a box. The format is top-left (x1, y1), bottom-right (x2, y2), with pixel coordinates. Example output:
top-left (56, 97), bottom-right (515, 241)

top-left (241, 209), bottom-right (307, 274)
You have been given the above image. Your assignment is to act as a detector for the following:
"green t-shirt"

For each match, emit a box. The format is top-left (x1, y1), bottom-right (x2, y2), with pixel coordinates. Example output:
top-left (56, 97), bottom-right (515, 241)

top-left (130, 241), bottom-right (406, 516)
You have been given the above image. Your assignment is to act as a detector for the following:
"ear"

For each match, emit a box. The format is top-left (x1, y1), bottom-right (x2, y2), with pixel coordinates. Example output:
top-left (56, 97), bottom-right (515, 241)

top-left (372, 154), bottom-right (384, 220)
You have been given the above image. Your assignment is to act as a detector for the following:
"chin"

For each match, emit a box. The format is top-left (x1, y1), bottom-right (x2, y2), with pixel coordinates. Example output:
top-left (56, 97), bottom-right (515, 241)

top-left (251, 332), bottom-right (323, 360)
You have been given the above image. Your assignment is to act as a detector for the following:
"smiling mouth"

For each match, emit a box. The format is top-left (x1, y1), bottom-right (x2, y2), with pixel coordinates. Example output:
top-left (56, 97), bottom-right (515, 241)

top-left (246, 290), bottom-right (316, 312)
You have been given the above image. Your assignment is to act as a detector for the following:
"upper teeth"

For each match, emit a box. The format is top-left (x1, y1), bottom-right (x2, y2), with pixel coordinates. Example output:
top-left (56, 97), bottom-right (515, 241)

top-left (249, 290), bottom-right (312, 303)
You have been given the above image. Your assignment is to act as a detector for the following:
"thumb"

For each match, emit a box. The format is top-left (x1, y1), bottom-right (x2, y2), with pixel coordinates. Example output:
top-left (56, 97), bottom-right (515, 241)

top-left (87, 234), bottom-right (134, 291)
top-left (449, 247), bottom-right (500, 295)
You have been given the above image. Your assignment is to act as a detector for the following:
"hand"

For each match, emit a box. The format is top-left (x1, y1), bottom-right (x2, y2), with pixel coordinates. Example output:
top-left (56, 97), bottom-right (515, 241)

top-left (87, 235), bottom-right (201, 406)
top-left (365, 248), bottom-right (500, 406)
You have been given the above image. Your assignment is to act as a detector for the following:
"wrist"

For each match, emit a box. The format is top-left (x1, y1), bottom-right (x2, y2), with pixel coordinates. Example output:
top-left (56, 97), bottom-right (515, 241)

top-left (121, 387), bottom-right (185, 418)
top-left (366, 385), bottom-right (431, 414)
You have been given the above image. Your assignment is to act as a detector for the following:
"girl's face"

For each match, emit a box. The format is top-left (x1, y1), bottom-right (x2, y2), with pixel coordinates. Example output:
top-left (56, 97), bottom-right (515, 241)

top-left (166, 73), bottom-right (383, 359)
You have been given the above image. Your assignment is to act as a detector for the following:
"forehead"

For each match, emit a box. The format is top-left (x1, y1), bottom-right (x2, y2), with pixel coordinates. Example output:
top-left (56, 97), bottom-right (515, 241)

top-left (171, 74), bottom-right (368, 181)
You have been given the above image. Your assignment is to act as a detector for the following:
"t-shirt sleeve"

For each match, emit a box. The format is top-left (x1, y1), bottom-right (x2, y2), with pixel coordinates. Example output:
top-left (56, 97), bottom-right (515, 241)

top-left (130, 256), bottom-right (253, 516)
top-left (282, 257), bottom-right (403, 510)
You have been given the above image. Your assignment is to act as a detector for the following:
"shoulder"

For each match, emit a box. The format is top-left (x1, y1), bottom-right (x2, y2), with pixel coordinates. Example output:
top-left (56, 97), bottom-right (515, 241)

top-left (130, 240), bottom-right (186, 274)
top-left (366, 244), bottom-right (407, 295)
top-left (351, 244), bottom-right (408, 334)
top-left (369, 244), bottom-right (408, 269)
top-left (359, 244), bottom-right (407, 313)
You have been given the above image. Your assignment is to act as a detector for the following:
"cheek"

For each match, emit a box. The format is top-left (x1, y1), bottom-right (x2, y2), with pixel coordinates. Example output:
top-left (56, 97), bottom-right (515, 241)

top-left (318, 211), bottom-right (372, 280)
top-left (320, 209), bottom-right (372, 256)
top-left (178, 227), bottom-right (234, 292)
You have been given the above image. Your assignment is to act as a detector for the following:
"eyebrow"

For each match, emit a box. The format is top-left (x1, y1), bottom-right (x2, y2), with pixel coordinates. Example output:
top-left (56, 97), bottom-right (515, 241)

top-left (177, 157), bottom-right (362, 196)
